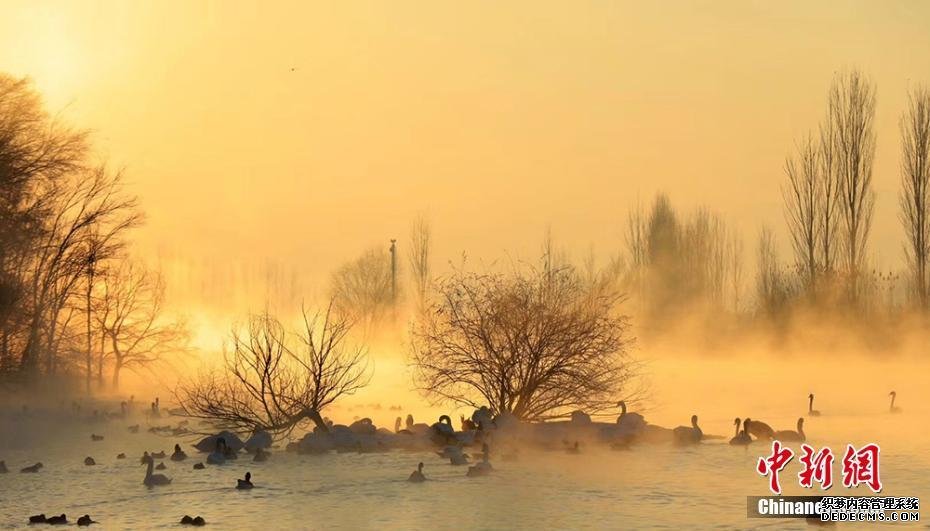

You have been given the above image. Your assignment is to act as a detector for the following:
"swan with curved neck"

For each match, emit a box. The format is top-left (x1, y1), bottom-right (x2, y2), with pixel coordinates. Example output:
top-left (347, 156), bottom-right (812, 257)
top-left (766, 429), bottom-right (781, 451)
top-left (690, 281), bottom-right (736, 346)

top-left (889, 391), bottom-right (901, 413)
top-left (673, 415), bottom-right (702, 445)
top-left (142, 455), bottom-right (171, 486)
top-left (773, 418), bottom-right (806, 442)
top-left (745, 417), bottom-right (774, 440)
top-left (808, 393), bottom-right (821, 416)
top-left (408, 462), bottom-right (426, 482)
top-left (729, 418), bottom-right (751, 446)
top-left (617, 401), bottom-right (645, 426)
top-left (431, 414), bottom-right (456, 444)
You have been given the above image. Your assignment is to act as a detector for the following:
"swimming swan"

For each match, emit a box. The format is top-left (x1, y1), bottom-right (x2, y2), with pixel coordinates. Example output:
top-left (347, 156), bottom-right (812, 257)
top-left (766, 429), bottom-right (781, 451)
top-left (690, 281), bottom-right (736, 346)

top-left (207, 438), bottom-right (227, 465)
top-left (808, 394), bottom-right (821, 416)
top-left (142, 454), bottom-right (171, 486)
top-left (773, 418), bottom-right (806, 442)
top-left (467, 443), bottom-right (493, 477)
top-left (673, 415), bottom-right (703, 445)
top-left (77, 514), bottom-right (97, 526)
top-left (745, 418), bottom-right (775, 440)
top-left (617, 401), bottom-right (645, 428)
top-left (430, 415), bottom-right (456, 444)
top-left (729, 418), bottom-right (751, 446)
top-left (889, 391), bottom-right (901, 413)
top-left (408, 462), bottom-right (426, 482)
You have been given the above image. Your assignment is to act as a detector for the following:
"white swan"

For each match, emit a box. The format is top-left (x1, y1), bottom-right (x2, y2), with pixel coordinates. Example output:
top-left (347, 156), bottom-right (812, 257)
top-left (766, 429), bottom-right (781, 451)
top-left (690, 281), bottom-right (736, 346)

top-left (408, 462), bottom-right (426, 483)
top-left (449, 449), bottom-right (469, 466)
top-left (612, 401), bottom-right (647, 443)
top-left (889, 391), bottom-right (901, 413)
top-left (745, 418), bottom-right (774, 440)
top-left (808, 393), bottom-right (821, 416)
top-left (729, 418), bottom-right (751, 446)
top-left (773, 418), bottom-right (806, 442)
top-left (243, 429), bottom-right (272, 453)
top-left (430, 415), bottom-right (456, 444)
top-left (467, 443), bottom-right (493, 477)
top-left (673, 415), bottom-right (702, 445)
top-left (142, 455), bottom-right (171, 486)
top-left (206, 438), bottom-right (227, 465)
top-left (617, 401), bottom-right (645, 428)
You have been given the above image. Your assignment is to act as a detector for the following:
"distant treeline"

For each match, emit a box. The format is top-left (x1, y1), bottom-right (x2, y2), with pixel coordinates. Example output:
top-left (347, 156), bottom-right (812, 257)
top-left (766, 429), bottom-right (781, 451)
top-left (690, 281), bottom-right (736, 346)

top-left (609, 71), bottom-right (930, 345)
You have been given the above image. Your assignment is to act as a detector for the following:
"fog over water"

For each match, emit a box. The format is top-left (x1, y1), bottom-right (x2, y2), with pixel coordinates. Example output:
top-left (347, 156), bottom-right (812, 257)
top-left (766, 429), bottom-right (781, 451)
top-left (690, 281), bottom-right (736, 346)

top-left (2, 1), bottom-right (930, 528)
top-left (1, 350), bottom-right (927, 529)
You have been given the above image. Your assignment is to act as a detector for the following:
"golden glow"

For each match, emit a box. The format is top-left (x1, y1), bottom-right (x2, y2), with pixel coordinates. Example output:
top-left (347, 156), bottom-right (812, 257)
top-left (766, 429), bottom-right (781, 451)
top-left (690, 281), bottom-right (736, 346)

top-left (3, 1), bottom-right (930, 414)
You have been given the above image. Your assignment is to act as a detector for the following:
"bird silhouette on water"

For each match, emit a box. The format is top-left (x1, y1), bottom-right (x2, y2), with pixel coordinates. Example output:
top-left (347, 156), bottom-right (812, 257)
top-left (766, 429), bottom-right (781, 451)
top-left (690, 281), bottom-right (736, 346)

top-left (236, 472), bottom-right (254, 489)
top-left (181, 515), bottom-right (206, 526)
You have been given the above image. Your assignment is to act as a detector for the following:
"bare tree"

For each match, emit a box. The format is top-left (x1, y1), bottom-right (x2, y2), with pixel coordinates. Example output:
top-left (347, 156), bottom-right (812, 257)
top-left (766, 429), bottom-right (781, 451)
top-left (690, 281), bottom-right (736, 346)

top-left (411, 266), bottom-right (638, 421)
top-left (900, 86), bottom-right (930, 309)
top-left (0, 74), bottom-right (87, 378)
top-left (330, 247), bottom-right (394, 326)
top-left (755, 227), bottom-right (790, 316)
top-left (96, 261), bottom-right (188, 388)
top-left (19, 165), bottom-right (139, 379)
top-left (625, 201), bottom-right (648, 314)
top-left (783, 133), bottom-right (821, 292)
top-left (818, 118), bottom-right (841, 277)
top-left (828, 70), bottom-right (876, 300)
top-left (727, 228), bottom-right (745, 313)
top-left (407, 214), bottom-right (431, 312)
top-left (176, 303), bottom-right (370, 437)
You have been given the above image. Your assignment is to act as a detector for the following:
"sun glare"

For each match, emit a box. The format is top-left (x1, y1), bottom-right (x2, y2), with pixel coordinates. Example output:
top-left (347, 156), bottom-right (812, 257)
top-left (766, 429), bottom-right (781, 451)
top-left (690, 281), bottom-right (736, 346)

top-left (23, 11), bottom-right (82, 109)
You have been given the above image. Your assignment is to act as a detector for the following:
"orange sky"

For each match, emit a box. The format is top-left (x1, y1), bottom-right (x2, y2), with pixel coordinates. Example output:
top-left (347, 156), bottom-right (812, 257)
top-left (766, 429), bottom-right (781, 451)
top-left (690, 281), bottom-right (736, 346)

top-left (2, 0), bottom-right (930, 324)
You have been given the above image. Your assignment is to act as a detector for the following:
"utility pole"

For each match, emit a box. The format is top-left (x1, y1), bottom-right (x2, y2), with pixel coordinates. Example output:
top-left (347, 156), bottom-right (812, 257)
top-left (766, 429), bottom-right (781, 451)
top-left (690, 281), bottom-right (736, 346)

top-left (389, 239), bottom-right (397, 304)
